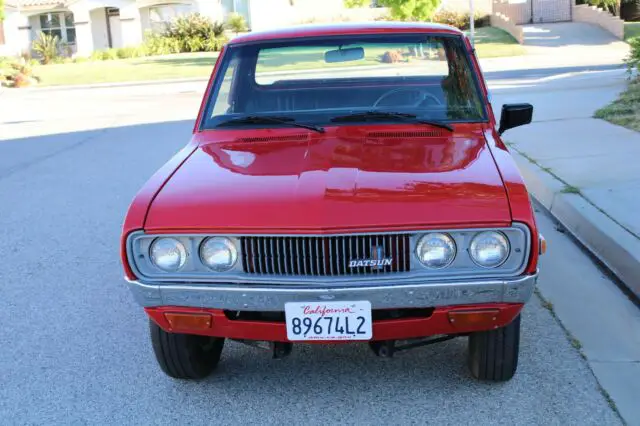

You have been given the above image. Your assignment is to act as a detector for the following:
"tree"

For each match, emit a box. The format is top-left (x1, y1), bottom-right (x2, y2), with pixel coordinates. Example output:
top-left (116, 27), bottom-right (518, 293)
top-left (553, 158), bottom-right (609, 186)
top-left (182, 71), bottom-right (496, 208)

top-left (378, 0), bottom-right (441, 21)
top-left (226, 12), bottom-right (248, 35)
top-left (344, 0), bottom-right (370, 7)
top-left (0, 0), bottom-right (5, 22)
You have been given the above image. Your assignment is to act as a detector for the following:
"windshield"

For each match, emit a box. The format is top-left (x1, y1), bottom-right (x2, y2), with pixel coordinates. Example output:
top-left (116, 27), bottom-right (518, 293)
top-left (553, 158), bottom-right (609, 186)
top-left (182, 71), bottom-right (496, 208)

top-left (200, 33), bottom-right (487, 130)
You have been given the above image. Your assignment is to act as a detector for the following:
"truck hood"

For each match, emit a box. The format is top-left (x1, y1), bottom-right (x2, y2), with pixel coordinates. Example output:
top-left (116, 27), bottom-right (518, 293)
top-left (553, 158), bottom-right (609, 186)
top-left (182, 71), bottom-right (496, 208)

top-left (144, 127), bottom-right (511, 232)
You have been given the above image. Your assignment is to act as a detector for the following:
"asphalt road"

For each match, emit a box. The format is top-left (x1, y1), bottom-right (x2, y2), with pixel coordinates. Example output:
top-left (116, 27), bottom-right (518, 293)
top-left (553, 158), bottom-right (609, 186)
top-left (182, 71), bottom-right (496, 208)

top-left (0, 77), bottom-right (623, 424)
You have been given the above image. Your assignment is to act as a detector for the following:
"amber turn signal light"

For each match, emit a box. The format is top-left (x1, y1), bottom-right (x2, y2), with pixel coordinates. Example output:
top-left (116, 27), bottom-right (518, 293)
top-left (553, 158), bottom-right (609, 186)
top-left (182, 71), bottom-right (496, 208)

top-left (164, 312), bottom-right (212, 330)
top-left (448, 309), bottom-right (500, 329)
top-left (539, 234), bottom-right (547, 255)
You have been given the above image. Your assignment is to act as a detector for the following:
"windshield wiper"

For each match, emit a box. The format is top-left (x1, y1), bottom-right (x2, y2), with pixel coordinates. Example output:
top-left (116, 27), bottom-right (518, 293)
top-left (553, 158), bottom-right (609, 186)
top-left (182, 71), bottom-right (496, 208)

top-left (330, 111), bottom-right (453, 131)
top-left (215, 115), bottom-right (325, 133)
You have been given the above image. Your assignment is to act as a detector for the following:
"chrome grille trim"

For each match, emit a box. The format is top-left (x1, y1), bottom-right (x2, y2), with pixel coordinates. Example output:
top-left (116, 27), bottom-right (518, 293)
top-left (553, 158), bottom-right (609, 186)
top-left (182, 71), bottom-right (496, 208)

top-left (125, 223), bottom-right (532, 285)
top-left (239, 234), bottom-right (411, 277)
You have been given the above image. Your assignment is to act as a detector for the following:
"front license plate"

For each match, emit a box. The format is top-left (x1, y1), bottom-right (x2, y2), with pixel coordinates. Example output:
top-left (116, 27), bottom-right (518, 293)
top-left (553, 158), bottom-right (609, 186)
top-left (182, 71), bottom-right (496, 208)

top-left (284, 301), bottom-right (372, 341)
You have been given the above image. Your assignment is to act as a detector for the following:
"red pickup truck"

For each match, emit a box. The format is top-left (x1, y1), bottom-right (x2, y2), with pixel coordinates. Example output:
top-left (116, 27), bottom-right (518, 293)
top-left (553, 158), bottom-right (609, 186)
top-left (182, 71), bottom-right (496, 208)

top-left (121, 22), bottom-right (544, 382)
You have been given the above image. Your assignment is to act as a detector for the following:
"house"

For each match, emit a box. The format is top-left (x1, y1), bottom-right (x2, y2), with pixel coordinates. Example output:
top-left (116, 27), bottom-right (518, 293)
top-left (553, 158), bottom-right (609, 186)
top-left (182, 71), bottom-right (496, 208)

top-left (0, 0), bottom-right (231, 57)
top-left (0, 0), bottom-right (389, 57)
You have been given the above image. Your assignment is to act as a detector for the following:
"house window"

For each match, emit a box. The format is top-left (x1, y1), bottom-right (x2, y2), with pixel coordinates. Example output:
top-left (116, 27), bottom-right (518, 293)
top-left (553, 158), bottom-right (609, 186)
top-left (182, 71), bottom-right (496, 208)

top-left (39, 12), bottom-right (76, 44)
top-left (149, 4), bottom-right (193, 32)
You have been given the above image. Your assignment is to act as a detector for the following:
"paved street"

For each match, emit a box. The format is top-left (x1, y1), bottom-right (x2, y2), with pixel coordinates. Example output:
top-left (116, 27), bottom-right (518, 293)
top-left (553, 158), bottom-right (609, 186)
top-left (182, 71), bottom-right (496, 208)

top-left (0, 72), bottom-right (632, 424)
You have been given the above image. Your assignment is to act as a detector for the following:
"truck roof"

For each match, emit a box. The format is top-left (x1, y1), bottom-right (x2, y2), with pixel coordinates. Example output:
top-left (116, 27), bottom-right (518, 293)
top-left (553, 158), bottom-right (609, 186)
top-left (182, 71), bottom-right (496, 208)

top-left (228, 21), bottom-right (465, 45)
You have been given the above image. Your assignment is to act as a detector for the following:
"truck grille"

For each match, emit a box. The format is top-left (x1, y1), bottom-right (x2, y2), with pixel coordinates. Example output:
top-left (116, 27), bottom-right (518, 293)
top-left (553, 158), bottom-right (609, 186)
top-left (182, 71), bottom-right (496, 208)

top-left (240, 234), bottom-right (411, 276)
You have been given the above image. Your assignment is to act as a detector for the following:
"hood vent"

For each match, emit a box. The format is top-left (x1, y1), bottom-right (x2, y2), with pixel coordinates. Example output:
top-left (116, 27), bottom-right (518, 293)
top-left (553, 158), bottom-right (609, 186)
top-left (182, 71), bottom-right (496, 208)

top-left (235, 134), bottom-right (309, 143)
top-left (367, 130), bottom-right (444, 139)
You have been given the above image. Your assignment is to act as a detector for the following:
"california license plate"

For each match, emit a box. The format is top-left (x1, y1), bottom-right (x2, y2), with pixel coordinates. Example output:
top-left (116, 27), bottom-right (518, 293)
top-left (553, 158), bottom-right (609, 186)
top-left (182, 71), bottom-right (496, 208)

top-left (284, 301), bottom-right (373, 341)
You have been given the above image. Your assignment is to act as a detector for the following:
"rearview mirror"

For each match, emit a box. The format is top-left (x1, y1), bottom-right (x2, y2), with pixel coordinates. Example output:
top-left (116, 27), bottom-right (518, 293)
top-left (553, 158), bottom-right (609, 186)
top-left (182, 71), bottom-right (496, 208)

top-left (324, 47), bottom-right (365, 63)
top-left (498, 103), bottom-right (533, 135)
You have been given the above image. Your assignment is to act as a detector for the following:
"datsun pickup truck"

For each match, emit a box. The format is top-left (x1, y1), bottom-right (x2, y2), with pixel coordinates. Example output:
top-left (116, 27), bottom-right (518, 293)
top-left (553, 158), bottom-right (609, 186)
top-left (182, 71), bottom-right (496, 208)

top-left (121, 22), bottom-right (545, 382)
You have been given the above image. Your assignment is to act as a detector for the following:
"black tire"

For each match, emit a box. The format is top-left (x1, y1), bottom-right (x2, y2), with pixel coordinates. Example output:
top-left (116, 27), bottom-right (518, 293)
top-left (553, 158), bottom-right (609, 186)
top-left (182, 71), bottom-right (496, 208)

top-left (149, 320), bottom-right (224, 380)
top-left (468, 314), bottom-right (521, 382)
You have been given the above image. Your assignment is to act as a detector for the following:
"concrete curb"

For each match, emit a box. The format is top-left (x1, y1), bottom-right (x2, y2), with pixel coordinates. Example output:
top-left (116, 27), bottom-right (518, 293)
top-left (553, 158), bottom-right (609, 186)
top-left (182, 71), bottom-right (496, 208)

top-left (512, 150), bottom-right (640, 300)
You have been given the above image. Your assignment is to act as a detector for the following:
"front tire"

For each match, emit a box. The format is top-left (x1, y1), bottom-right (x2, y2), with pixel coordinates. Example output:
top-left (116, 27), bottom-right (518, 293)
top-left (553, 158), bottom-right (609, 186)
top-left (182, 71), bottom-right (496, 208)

top-left (149, 320), bottom-right (225, 380)
top-left (468, 314), bottom-right (521, 382)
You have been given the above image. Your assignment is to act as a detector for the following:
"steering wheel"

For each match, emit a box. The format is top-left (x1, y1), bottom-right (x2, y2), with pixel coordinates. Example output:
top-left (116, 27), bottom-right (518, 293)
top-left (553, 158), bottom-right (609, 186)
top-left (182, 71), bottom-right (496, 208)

top-left (373, 88), bottom-right (443, 108)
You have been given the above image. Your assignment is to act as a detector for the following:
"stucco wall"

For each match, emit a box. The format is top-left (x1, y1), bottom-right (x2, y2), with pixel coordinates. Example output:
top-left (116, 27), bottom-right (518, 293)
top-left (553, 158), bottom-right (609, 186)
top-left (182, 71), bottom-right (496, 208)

top-left (490, 11), bottom-right (523, 43)
top-left (573, 4), bottom-right (624, 39)
top-left (440, 0), bottom-right (493, 15)
top-left (139, 6), bottom-right (151, 33)
top-left (247, 0), bottom-right (387, 31)
top-left (90, 8), bottom-right (110, 50)
top-left (0, 12), bottom-right (25, 56)
top-left (492, 0), bottom-right (532, 25)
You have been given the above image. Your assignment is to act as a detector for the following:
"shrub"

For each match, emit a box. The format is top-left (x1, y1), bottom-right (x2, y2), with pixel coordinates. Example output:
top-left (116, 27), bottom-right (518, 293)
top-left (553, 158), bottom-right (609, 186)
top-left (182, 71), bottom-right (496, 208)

top-left (116, 46), bottom-right (145, 59)
top-left (19, 49), bottom-right (32, 62)
top-left (226, 12), bottom-right (248, 35)
top-left (163, 13), bottom-right (226, 52)
top-left (105, 48), bottom-right (120, 60)
top-left (5, 59), bottom-right (40, 88)
top-left (344, 0), bottom-right (370, 7)
top-left (73, 56), bottom-right (89, 63)
top-left (381, 50), bottom-right (404, 63)
top-left (142, 14), bottom-right (227, 54)
top-left (431, 10), bottom-right (490, 31)
top-left (90, 50), bottom-right (105, 61)
top-left (626, 37), bottom-right (640, 79)
top-left (32, 32), bottom-right (61, 64)
top-left (212, 21), bottom-right (226, 38)
top-left (143, 32), bottom-right (182, 55)
top-left (378, 0), bottom-right (441, 21)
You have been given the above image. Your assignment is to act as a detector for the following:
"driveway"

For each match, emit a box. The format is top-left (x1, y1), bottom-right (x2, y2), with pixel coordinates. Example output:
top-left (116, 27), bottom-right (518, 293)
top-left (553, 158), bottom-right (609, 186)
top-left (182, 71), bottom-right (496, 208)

top-left (479, 22), bottom-right (630, 74)
top-left (523, 22), bottom-right (630, 61)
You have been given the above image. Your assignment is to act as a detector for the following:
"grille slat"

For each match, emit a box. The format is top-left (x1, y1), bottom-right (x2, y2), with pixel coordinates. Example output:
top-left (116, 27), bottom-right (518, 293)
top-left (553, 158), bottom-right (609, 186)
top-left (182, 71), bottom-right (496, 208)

top-left (329, 238), bottom-right (334, 276)
top-left (316, 238), bottom-right (322, 276)
top-left (394, 235), bottom-right (399, 273)
top-left (240, 234), bottom-right (410, 277)
top-left (301, 238), bottom-right (308, 275)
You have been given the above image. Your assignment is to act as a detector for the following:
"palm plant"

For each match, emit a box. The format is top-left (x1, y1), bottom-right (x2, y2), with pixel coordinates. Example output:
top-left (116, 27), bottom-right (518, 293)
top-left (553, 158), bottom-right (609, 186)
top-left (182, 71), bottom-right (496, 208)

top-left (32, 32), bottom-right (61, 64)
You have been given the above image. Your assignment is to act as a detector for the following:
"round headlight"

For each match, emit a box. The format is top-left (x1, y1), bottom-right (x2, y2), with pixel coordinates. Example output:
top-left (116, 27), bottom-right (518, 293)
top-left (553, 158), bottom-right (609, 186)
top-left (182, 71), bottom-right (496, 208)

top-left (469, 231), bottom-right (510, 268)
top-left (149, 237), bottom-right (187, 272)
top-left (416, 233), bottom-right (456, 269)
top-left (200, 237), bottom-right (238, 272)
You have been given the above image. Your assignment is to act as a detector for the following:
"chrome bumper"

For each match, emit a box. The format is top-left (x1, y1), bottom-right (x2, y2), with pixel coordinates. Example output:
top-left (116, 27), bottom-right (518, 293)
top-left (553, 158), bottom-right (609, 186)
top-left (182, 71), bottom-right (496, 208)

top-left (125, 272), bottom-right (538, 311)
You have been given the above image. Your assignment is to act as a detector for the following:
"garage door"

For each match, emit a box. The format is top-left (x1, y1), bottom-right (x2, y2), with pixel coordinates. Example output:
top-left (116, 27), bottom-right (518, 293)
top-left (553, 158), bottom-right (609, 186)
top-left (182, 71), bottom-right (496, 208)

top-left (532, 0), bottom-right (572, 22)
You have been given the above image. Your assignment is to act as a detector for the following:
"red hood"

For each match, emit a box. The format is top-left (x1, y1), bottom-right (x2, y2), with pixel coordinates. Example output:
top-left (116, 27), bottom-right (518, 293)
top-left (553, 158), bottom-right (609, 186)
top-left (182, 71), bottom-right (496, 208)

top-left (144, 126), bottom-right (511, 233)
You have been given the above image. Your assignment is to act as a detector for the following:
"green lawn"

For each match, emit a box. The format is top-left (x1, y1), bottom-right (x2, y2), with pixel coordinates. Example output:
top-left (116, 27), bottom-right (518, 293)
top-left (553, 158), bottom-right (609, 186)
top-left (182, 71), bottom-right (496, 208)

top-left (625, 22), bottom-right (640, 41)
top-left (29, 27), bottom-right (524, 87)
top-left (468, 27), bottom-right (526, 58)
top-left (594, 79), bottom-right (640, 131)
top-left (33, 52), bottom-right (220, 86)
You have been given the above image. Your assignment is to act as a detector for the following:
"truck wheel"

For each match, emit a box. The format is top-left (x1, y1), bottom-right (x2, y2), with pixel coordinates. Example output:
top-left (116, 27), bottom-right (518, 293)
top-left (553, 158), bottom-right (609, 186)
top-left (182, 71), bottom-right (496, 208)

top-left (468, 314), bottom-right (520, 382)
top-left (149, 320), bottom-right (224, 380)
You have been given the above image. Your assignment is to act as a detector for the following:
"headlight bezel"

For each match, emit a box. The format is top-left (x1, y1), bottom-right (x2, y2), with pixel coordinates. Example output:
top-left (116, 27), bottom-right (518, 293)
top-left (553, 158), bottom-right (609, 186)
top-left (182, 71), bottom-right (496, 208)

top-left (408, 225), bottom-right (527, 277)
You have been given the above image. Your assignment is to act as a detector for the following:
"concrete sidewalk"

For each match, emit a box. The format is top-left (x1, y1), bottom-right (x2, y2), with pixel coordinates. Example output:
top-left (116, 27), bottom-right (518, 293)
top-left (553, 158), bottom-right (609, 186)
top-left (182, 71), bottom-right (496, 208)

top-left (491, 67), bottom-right (640, 425)
top-left (492, 70), bottom-right (640, 300)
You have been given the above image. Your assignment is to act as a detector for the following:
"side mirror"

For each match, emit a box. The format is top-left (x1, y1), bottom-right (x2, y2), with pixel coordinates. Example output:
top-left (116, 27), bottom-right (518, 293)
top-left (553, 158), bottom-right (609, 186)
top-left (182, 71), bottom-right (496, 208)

top-left (498, 103), bottom-right (533, 135)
